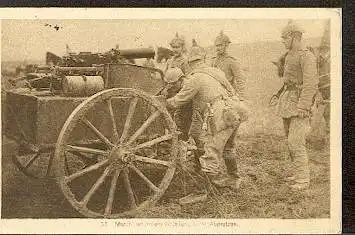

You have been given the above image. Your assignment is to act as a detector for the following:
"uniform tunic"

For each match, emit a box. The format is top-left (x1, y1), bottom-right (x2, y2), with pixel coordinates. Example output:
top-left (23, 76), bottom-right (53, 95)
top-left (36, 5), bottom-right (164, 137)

top-left (276, 47), bottom-right (318, 185)
top-left (166, 55), bottom-right (191, 74)
top-left (317, 52), bottom-right (330, 131)
top-left (317, 52), bottom-right (330, 94)
top-left (211, 53), bottom-right (245, 164)
top-left (277, 48), bottom-right (318, 117)
top-left (167, 66), bottom-right (229, 116)
top-left (164, 54), bottom-right (192, 140)
top-left (211, 54), bottom-right (245, 99)
top-left (167, 65), bottom-right (240, 179)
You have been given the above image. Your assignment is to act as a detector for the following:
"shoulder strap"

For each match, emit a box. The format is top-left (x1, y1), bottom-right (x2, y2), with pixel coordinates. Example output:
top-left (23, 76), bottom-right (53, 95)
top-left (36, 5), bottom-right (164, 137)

top-left (210, 56), bottom-right (217, 67)
top-left (192, 68), bottom-right (235, 96)
top-left (227, 55), bottom-right (236, 60)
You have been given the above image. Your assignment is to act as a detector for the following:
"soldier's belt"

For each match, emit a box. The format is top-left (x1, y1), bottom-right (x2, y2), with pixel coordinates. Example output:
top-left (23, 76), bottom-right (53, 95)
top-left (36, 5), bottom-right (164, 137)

top-left (285, 83), bottom-right (302, 90)
top-left (318, 83), bottom-right (330, 90)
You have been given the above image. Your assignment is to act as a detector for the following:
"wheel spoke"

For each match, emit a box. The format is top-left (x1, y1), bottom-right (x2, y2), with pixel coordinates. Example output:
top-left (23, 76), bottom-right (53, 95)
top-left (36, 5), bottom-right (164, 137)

top-left (127, 110), bottom-right (161, 145)
top-left (105, 169), bottom-right (121, 215)
top-left (132, 133), bottom-right (173, 151)
top-left (123, 168), bottom-right (137, 209)
top-left (64, 154), bottom-right (71, 175)
top-left (69, 150), bottom-right (95, 161)
top-left (66, 145), bottom-right (109, 156)
top-left (106, 98), bottom-right (119, 143)
top-left (64, 159), bottom-right (109, 183)
top-left (56, 89), bottom-right (178, 218)
top-left (24, 153), bottom-right (40, 169)
top-left (120, 97), bottom-right (138, 144)
top-left (81, 118), bottom-right (114, 148)
top-left (129, 165), bottom-right (159, 192)
top-left (133, 154), bottom-right (172, 167)
top-left (45, 153), bottom-right (54, 176)
top-left (81, 166), bottom-right (111, 206)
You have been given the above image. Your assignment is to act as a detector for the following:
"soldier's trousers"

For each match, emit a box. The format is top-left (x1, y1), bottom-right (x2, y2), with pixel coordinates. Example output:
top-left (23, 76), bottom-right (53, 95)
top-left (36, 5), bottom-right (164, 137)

top-left (188, 109), bottom-right (239, 177)
top-left (188, 109), bottom-right (205, 165)
top-left (283, 117), bottom-right (311, 184)
top-left (174, 102), bottom-right (192, 141)
top-left (199, 127), bottom-right (238, 179)
top-left (319, 87), bottom-right (330, 134)
top-left (223, 129), bottom-right (239, 175)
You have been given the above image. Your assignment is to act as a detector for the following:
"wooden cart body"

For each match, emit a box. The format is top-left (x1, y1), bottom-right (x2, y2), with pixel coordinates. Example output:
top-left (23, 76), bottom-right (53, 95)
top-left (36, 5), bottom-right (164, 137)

top-left (3, 58), bottom-right (195, 218)
top-left (5, 63), bottom-right (165, 152)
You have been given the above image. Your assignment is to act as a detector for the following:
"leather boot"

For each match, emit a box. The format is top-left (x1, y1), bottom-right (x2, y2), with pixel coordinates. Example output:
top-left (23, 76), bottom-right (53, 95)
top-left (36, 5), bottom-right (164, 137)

top-left (210, 175), bottom-right (241, 190)
top-left (192, 149), bottom-right (204, 172)
top-left (224, 157), bottom-right (239, 178)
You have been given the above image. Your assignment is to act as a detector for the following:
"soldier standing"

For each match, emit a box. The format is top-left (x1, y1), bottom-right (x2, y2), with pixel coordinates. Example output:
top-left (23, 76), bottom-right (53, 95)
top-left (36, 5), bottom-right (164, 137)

top-left (211, 31), bottom-right (245, 98)
top-left (210, 31), bottom-right (246, 178)
top-left (166, 47), bottom-right (249, 189)
top-left (166, 32), bottom-right (191, 74)
top-left (165, 33), bottom-right (192, 140)
top-left (277, 21), bottom-right (318, 190)
top-left (317, 23), bottom-right (331, 137)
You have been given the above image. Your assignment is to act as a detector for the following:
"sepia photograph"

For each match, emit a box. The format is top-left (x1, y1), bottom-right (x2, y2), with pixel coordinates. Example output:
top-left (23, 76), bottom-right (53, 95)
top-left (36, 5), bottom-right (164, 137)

top-left (0, 8), bottom-right (341, 234)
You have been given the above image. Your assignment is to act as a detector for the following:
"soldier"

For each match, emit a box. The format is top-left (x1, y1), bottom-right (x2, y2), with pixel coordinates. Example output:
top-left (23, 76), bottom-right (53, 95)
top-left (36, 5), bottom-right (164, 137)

top-left (165, 33), bottom-right (192, 140)
top-left (166, 47), bottom-right (249, 189)
top-left (210, 31), bottom-right (246, 178)
top-left (317, 25), bottom-right (331, 136)
top-left (211, 31), bottom-right (245, 99)
top-left (277, 21), bottom-right (318, 190)
top-left (165, 32), bottom-right (191, 74)
top-left (158, 67), bottom-right (185, 99)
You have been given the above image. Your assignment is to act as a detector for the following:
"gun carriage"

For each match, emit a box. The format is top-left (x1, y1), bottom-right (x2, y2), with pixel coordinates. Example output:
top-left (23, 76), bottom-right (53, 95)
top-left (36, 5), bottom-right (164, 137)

top-left (4, 47), bottom-right (184, 218)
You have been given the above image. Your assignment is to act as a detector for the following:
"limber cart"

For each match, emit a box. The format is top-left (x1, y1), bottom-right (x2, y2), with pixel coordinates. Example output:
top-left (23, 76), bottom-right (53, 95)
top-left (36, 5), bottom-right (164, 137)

top-left (4, 48), bottom-right (192, 218)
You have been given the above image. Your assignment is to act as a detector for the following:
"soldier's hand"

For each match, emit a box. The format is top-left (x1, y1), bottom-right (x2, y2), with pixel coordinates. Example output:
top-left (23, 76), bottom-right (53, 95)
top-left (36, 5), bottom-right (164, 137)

top-left (297, 108), bottom-right (310, 118)
top-left (160, 88), bottom-right (169, 97)
top-left (155, 95), bottom-right (167, 106)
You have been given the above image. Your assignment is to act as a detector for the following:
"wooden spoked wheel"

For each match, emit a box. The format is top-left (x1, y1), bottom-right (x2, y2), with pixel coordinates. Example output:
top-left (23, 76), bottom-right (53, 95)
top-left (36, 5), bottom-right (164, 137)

top-left (54, 88), bottom-right (178, 218)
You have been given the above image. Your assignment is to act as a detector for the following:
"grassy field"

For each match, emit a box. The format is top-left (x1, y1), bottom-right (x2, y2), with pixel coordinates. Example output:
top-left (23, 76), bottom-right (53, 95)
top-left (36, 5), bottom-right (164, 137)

top-left (1, 38), bottom-right (330, 219)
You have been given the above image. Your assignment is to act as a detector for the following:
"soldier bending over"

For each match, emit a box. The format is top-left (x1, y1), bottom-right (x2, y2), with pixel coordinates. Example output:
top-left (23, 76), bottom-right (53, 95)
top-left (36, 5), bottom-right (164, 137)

top-left (165, 48), bottom-right (249, 189)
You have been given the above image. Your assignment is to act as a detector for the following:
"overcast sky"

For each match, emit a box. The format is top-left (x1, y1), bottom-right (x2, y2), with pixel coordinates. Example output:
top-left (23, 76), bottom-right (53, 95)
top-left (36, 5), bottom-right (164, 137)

top-left (1, 19), bottom-right (328, 62)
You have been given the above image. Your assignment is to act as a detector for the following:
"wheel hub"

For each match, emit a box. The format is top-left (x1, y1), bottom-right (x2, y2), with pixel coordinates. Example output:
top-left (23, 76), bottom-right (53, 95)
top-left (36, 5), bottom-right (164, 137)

top-left (109, 146), bottom-right (133, 167)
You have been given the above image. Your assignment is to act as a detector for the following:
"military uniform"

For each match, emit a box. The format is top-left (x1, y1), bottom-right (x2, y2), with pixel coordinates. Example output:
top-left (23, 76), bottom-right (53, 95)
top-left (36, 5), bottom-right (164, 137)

top-left (210, 50), bottom-right (246, 176)
top-left (211, 54), bottom-right (245, 99)
top-left (317, 21), bottom-right (331, 134)
top-left (317, 52), bottom-right (330, 133)
top-left (167, 64), bottom-right (247, 187)
top-left (166, 55), bottom-right (191, 75)
top-left (277, 47), bottom-right (318, 186)
top-left (166, 32), bottom-right (191, 75)
top-left (164, 55), bottom-right (192, 140)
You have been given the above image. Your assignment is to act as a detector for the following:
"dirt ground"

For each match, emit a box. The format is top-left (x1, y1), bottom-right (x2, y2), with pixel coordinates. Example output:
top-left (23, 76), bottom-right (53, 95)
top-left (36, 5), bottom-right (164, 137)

top-left (1, 132), bottom-right (330, 219)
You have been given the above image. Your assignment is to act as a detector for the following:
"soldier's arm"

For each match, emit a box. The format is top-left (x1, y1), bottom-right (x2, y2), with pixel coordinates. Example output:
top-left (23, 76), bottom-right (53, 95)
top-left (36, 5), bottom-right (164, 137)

top-left (163, 60), bottom-right (171, 74)
top-left (230, 60), bottom-right (246, 99)
top-left (181, 61), bottom-right (192, 74)
top-left (297, 52), bottom-right (318, 110)
top-left (207, 57), bottom-right (216, 67)
top-left (167, 77), bottom-right (199, 108)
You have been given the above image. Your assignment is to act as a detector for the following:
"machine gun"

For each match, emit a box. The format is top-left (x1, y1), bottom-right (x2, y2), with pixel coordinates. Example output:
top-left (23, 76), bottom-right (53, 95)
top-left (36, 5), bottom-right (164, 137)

top-left (48, 47), bottom-right (166, 97)
top-left (46, 47), bottom-right (158, 67)
top-left (12, 47), bottom-right (166, 95)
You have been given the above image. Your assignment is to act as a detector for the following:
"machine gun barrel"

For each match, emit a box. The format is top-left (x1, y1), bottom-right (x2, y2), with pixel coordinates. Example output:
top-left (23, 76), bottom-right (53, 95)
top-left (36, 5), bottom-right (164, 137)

top-left (119, 48), bottom-right (155, 59)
